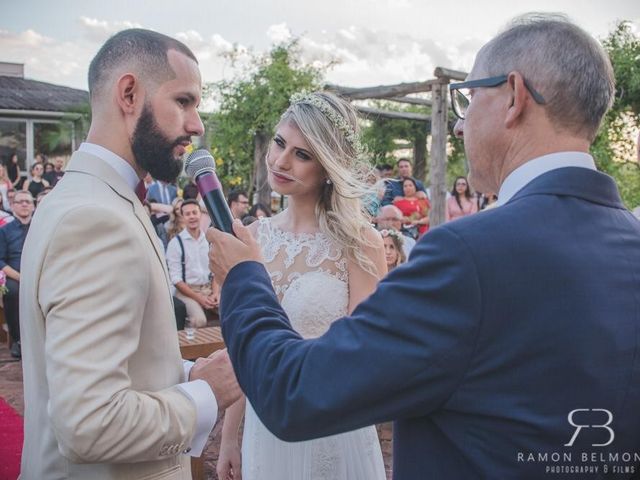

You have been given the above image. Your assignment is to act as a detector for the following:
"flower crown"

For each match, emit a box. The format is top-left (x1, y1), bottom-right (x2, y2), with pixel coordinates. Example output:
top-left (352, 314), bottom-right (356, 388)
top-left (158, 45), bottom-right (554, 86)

top-left (289, 92), bottom-right (364, 156)
top-left (379, 228), bottom-right (404, 242)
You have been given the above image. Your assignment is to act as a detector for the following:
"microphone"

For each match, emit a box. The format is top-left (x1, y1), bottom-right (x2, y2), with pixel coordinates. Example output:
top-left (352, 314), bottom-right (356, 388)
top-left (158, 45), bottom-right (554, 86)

top-left (184, 149), bottom-right (235, 235)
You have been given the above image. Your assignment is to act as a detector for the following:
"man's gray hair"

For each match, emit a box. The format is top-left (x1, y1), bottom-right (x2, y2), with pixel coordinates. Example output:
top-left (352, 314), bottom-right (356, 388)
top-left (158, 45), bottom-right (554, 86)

top-left (478, 13), bottom-right (614, 141)
top-left (88, 28), bottom-right (198, 101)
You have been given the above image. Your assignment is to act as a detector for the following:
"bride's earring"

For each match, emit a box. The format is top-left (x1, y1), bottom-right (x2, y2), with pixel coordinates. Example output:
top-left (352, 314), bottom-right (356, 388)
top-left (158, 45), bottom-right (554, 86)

top-left (326, 178), bottom-right (332, 185)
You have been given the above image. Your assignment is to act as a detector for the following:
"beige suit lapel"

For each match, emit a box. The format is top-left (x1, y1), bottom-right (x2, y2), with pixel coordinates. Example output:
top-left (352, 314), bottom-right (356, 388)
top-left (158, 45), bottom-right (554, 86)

top-left (66, 151), bottom-right (172, 290)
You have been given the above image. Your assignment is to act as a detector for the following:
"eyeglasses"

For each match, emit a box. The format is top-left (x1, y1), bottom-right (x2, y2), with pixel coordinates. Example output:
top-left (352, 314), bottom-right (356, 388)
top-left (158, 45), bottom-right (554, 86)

top-left (449, 74), bottom-right (546, 120)
top-left (14, 200), bottom-right (34, 205)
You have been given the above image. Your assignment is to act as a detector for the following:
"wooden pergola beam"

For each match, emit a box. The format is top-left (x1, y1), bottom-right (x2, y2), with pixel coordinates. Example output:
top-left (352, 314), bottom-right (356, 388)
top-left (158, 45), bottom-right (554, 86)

top-left (433, 67), bottom-right (467, 81)
top-left (387, 96), bottom-right (432, 107)
top-left (326, 80), bottom-right (438, 100)
top-left (355, 106), bottom-right (431, 123)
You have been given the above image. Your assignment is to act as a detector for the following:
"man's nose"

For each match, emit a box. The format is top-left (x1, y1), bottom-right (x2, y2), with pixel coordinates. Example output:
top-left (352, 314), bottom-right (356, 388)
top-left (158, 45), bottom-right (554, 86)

top-left (453, 119), bottom-right (464, 139)
top-left (187, 111), bottom-right (205, 137)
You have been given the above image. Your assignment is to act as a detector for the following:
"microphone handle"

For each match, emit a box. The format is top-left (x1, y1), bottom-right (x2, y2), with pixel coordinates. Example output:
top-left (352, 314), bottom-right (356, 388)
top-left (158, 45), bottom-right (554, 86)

top-left (195, 172), bottom-right (235, 235)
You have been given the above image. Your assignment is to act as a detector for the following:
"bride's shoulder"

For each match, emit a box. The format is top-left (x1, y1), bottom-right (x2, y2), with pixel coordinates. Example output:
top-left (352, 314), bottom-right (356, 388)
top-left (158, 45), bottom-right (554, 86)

top-left (361, 224), bottom-right (384, 248)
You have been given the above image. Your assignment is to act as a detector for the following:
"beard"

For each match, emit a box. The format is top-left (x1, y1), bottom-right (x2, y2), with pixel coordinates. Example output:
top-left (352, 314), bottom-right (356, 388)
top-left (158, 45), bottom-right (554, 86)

top-left (131, 103), bottom-right (190, 183)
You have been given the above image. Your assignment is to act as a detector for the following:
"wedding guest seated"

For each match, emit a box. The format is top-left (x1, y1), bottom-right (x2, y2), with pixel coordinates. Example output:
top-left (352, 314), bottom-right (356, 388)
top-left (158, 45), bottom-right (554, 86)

top-left (23, 163), bottom-right (50, 199)
top-left (248, 202), bottom-right (271, 219)
top-left (0, 194), bottom-right (14, 227)
top-left (446, 176), bottom-right (478, 221)
top-left (376, 204), bottom-right (415, 257)
top-left (0, 163), bottom-right (13, 209)
top-left (381, 157), bottom-right (426, 205)
top-left (48, 156), bottom-right (66, 186)
top-left (381, 228), bottom-right (406, 272)
top-left (143, 198), bottom-right (169, 248)
top-left (0, 191), bottom-right (35, 358)
top-left (166, 199), bottom-right (218, 327)
top-left (166, 197), bottom-right (184, 243)
top-left (227, 189), bottom-right (249, 219)
top-left (393, 177), bottom-right (430, 238)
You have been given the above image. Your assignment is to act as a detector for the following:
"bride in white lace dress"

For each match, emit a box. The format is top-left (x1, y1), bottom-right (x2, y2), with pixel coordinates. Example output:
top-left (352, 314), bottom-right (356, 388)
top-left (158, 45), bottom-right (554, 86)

top-left (217, 92), bottom-right (387, 480)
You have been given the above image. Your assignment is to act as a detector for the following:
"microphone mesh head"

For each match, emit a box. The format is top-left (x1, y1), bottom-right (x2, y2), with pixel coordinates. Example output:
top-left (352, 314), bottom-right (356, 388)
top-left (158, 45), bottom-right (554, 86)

top-left (185, 149), bottom-right (216, 179)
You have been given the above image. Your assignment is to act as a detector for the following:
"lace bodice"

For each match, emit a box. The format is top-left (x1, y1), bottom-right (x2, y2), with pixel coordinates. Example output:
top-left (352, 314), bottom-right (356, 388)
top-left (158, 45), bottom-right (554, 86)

top-left (256, 217), bottom-right (349, 338)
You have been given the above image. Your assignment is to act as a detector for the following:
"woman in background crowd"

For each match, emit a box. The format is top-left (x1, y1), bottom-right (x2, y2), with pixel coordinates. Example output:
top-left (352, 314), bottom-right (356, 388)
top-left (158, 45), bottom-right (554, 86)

top-left (165, 197), bottom-right (184, 243)
top-left (7, 152), bottom-right (21, 189)
top-left (0, 164), bottom-right (13, 211)
top-left (23, 162), bottom-right (50, 199)
top-left (248, 202), bottom-right (271, 219)
top-left (393, 177), bottom-right (430, 238)
top-left (381, 228), bottom-right (406, 272)
top-left (446, 176), bottom-right (478, 221)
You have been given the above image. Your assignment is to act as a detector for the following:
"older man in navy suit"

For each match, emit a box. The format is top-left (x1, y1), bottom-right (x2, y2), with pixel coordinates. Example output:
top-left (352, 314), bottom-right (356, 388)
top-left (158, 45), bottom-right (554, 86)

top-left (208, 13), bottom-right (640, 479)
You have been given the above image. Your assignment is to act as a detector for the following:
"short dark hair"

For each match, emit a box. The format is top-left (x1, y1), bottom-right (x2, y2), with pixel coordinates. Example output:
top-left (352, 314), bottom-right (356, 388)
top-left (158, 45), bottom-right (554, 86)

top-left (378, 163), bottom-right (393, 171)
top-left (88, 28), bottom-right (198, 100)
top-left (249, 202), bottom-right (271, 218)
top-left (227, 190), bottom-right (248, 207)
top-left (182, 182), bottom-right (199, 200)
top-left (397, 158), bottom-right (411, 166)
top-left (180, 198), bottom-right (200, 213)
top-left (402, 177), bottom-right (418, 190)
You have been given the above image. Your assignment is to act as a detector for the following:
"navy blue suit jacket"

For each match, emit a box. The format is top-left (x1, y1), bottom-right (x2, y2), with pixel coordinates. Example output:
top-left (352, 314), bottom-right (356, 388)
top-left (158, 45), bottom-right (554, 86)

top-left (220, 167), bottom-right (640, 479)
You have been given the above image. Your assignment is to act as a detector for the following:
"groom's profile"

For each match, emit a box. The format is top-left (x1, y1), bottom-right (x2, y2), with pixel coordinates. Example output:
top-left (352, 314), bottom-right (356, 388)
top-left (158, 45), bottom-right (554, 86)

top-left (20, 29), bottom-right (240, 479)
top-left (209, 13), bottom-right (640, 479)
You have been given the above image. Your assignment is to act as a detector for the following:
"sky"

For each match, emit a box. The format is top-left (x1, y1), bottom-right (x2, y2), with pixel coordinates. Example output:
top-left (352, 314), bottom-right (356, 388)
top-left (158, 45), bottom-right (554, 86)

top-left (2, 0), bottom-right (639, 110)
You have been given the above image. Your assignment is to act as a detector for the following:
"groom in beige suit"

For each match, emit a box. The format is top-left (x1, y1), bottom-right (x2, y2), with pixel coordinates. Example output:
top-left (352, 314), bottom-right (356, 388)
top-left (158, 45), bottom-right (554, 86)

top-left (20, 29), bottom-right (240, 479)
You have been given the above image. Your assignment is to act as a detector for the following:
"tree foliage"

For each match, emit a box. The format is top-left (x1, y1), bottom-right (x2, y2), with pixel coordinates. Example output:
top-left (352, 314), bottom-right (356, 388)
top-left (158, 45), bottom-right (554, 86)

top-left (360, 100), bottom-right (466, 188)
top-left (592, 21), bottom-right (640, 208)
top-left (206, 41), bottom-right (324, 192)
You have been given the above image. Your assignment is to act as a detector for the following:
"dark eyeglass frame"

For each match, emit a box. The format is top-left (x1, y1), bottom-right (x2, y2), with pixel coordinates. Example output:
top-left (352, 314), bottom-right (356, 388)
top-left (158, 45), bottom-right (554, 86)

top-left (449, 74), bottom-right (546, 120)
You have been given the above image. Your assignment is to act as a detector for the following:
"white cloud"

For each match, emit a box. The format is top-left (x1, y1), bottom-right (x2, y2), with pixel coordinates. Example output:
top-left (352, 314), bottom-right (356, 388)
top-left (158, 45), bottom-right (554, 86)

top-left (0, 17), bottom-right (485, 98)
top-left (270, 24), bottom-right (480, 87)
top-left (266, 23), bottom-right (293, 44)
top-left (0, 28), bottom-right (94, 89)
top-left (78, 16), bottom-right (143, 43)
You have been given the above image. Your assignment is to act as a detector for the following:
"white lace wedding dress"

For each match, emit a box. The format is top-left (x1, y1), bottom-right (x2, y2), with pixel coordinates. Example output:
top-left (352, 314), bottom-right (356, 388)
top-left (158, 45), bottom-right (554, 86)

top-left (241, 217), bottom-right (386, 480)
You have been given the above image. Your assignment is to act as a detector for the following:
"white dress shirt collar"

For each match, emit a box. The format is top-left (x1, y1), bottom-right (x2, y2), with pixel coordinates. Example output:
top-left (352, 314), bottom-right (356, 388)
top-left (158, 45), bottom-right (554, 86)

top-left (78, 142), bottom-right (140, 192)
top-left (496, 151), bottom-right (596, 206)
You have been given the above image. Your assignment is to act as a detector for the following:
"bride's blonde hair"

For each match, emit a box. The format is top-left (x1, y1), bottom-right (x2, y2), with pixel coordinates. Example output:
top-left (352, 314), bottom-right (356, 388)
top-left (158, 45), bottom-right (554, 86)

top-left (280, 91), bottom-right (378, 276)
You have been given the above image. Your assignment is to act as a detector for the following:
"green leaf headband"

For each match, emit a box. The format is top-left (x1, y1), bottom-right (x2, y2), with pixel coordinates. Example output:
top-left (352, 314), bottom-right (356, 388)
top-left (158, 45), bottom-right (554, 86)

top-left (289, 92), bottom-right (364, 156)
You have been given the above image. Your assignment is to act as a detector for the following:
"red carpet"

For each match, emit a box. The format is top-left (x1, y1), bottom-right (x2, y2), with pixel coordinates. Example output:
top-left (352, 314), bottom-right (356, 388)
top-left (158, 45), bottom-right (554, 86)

top-left (0, 398), bottom-right (22, 480)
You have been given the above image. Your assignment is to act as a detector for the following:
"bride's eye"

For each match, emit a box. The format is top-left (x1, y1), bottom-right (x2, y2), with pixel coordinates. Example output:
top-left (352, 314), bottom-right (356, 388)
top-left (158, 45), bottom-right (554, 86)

top-left (296, 150), bottom-right (311, 161)
top-left (273, 136), bottom-right (285, 148)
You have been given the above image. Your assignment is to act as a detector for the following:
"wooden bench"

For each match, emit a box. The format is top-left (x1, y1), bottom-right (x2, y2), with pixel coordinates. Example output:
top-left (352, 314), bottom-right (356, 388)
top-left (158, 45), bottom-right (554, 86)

top-left (179, 326), bottom-right (225, 480)
top-left (178, 326), bottom-right (224, 360)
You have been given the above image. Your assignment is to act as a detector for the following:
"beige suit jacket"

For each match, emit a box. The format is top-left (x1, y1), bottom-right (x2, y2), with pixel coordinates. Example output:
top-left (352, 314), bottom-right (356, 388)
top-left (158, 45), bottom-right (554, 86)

top-left (20, 151), bottom-right (198, 479)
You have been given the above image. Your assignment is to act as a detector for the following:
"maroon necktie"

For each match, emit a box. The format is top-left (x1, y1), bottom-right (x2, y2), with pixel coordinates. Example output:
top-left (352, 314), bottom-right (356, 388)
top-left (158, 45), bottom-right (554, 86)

top-left (135, 180), bottom-right (147, 203)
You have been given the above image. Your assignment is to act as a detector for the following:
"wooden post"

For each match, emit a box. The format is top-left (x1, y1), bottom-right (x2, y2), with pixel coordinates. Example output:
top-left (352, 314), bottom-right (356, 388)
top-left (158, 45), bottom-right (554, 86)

top-left (253, 131), bottom-right (271, 207)
top-left (429, 80), bottom-right (449, 227)
top-left (413, 131), bottom-right (427, 183)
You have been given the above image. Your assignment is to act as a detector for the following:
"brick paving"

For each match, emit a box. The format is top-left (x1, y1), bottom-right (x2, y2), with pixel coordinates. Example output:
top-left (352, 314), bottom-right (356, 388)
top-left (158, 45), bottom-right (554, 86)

top-left (0, 342), bottom-right (393, 479)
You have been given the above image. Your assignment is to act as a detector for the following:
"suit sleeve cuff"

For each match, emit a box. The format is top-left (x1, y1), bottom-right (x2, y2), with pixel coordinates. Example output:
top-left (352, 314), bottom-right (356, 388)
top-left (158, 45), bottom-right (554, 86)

top-left (176, 379), bottom-right (218, 457)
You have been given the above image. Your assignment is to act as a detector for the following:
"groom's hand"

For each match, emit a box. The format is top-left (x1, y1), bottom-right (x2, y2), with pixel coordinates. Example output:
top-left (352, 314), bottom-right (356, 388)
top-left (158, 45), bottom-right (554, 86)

top-left (207, 219), bottom-right (262, 286)
top-left (190, 349), bottom-right (241, 410)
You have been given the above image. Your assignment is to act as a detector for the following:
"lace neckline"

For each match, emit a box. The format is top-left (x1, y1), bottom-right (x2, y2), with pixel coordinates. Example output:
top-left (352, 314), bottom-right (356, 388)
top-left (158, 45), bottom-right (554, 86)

top-left (267, 220), bottom-right (326, 242)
